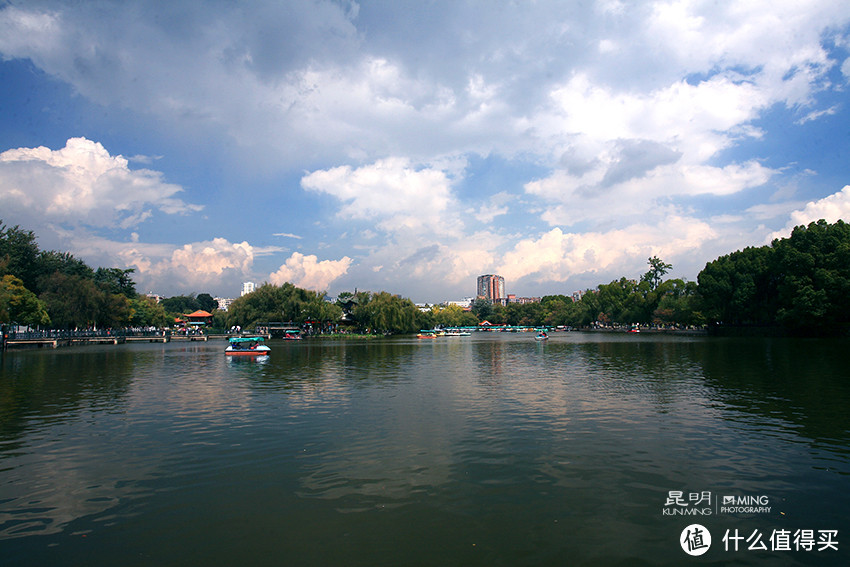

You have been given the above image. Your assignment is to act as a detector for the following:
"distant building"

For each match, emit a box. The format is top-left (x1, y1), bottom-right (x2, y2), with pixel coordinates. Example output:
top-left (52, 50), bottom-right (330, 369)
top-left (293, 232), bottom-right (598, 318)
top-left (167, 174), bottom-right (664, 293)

top-left (507, 295), bottom-right (541, 304)
top-left (477, 274), bottom-right (506, 305)
top-left (241, 282), bottom-right (255, 296)
top-left (146, 292), bottom-right (162, 303)
top-left (215, 297), bottom-right (235, 311)
top-left (447, 298), bottom-right (474, 309)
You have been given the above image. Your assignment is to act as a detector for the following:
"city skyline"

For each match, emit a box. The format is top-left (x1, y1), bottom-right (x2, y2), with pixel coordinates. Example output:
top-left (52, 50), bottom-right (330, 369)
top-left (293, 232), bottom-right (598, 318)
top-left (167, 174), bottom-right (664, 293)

top-left (1, 3), bottom-right (850, 303)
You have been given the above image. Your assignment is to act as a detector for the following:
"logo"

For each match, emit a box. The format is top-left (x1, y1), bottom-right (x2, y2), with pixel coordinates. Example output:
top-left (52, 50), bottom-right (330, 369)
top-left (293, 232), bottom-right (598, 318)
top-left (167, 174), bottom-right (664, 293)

top-left (720, 495), bottom-right (770, 514)
top-left (681, 524), bottom-right (712, 556)
top-left (663, 491), bottom-right (771, 516)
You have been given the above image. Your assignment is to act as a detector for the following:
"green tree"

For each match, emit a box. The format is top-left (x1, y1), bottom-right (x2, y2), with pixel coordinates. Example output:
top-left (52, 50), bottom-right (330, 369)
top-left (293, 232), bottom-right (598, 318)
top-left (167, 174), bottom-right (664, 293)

top-left (697, 245), bottom-right (777, 326)
top-left (352, 291), bottom-right (419, 334)
top-left (225, 283), bottom-right (341, 330)
top-left (0, 275), bottom-right (50, 326)
top-left (39, 273), bottom-right (105, 328)
top-left (129, 295), bottom-right (170, 327)
top-left (641, 256), bottom-right (672, 290)
top-left (94, 267), bottom-right (137, 298)
top-left (34, 250), bottom-right (94, 294)
top-left (772, 219), bottom-right (850, 333)
top-left (196, 293), bottom-right (219, 312)
top-left (0, 221), bottom-right (40, 291)
top-left (470, 297), bottom-right (493, 321)
top-left (161, 295), bottom-right (202, 316)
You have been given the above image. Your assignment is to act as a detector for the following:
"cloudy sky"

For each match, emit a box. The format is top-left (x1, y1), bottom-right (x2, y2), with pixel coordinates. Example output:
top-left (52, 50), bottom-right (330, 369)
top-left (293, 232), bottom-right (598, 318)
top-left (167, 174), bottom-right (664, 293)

top-left (1, 1), bottom-right (850, 302)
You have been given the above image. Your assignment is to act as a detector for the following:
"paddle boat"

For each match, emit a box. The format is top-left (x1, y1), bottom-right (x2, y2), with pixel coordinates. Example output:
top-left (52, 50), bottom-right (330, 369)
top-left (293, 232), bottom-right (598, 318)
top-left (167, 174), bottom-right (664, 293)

top-left (225, 336), bottom-right (271, 356)
top-left (534, 331), bottom-right (549, 341)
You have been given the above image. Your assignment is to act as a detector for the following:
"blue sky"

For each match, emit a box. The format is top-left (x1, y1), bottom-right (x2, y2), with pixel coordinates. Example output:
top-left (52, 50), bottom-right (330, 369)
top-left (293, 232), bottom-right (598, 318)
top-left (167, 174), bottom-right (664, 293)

top-left (1, 1), bottom-right (850, 302)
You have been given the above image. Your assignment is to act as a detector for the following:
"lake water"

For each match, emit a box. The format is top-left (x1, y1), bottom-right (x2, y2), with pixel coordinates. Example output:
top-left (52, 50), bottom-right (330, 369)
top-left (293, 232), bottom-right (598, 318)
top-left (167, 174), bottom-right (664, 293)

top-left (1, 333), bottom-right (849, 566)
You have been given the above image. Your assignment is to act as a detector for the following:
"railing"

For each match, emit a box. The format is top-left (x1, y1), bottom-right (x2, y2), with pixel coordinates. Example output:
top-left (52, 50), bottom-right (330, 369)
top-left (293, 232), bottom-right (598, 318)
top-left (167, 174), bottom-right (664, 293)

top-left (6, 329), bottom-right (168, 341)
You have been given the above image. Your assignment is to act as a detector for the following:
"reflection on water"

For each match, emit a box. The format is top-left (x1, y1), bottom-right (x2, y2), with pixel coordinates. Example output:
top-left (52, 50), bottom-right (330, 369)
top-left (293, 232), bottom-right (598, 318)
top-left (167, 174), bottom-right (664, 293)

top-left (1, 334), bottom-right (849, 566)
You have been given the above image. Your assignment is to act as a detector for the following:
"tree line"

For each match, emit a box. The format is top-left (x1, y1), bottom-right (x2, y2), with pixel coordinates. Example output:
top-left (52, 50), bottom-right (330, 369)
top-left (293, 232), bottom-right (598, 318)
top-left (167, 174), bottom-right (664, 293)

top-left (2, 218), bottom-right (848, 336)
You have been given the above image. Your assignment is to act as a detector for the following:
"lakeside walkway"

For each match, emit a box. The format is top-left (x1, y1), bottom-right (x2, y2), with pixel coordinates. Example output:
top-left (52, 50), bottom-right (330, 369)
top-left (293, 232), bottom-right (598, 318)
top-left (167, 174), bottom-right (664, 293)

top-left (1, 329), bottom-right (224, 350)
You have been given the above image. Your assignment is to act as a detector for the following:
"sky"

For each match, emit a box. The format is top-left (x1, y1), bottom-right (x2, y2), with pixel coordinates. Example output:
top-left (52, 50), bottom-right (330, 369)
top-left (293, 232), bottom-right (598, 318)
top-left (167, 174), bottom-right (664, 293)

top-left (1, 0), bottom-right (850, 303)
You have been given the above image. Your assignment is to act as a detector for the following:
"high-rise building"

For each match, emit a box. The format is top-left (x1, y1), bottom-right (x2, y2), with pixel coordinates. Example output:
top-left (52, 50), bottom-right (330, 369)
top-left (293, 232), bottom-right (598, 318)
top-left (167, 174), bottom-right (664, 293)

top-left (477, 274), bottom-right (505, 304)
top-left (241, 282), bottom-right (255, 296)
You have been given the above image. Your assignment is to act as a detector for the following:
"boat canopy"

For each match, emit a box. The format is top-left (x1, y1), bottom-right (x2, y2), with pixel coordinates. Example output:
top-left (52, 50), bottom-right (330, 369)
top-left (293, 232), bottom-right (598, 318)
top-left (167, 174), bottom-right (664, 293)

top-left (229, 336), bottom-right (265, 343)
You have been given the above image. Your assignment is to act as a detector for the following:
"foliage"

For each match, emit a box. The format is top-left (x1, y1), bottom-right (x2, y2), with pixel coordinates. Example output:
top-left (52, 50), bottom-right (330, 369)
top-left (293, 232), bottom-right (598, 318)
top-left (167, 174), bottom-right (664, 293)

top-left (429, 304), bottom-right (478, 328)
top-left (642, 256), bottom-right (672, 290)
top-left (94, 267), bottom-right (137, 298)
top-left (0, 275), bottom-right (51, 326)
top-left (160, 294), bottom-right (202, 316)
top-left (697, 219), bottom-right (850, 334)
top-left (351, 291), bottom-right (420, 335)
top-left (470, 297), bottom-right (493, 320)
top-left (225, 283), bottom-right (342, 329)
top-left (0, 222), bottom-right (40, 292)
top-left (196, 293), bottom-right (219, 312)
top-left (38, 272), bottom-right (132, 328)
top-left (129, 295), bottom-right (170, 328)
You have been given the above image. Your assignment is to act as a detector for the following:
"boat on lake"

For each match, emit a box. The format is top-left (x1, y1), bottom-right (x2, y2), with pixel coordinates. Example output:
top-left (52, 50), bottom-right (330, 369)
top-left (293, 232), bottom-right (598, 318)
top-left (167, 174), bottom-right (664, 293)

top-left (534, 331), bottom-right (549, 341)
top-left (225, 336), bottom-right (271, 356)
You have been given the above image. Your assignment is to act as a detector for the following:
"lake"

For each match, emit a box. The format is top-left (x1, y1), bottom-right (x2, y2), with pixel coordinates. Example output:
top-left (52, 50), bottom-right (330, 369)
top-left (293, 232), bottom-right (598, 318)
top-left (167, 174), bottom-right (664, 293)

top-left (1, 333), bottom-right (849, 566)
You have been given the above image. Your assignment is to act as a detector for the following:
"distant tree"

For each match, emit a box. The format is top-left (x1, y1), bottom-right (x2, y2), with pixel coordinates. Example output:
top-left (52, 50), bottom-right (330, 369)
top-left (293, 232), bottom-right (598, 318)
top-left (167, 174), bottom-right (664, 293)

top-left (161, 295), bottom-right (202, 316)
top-left (34, 250), bottom-right (94, 294)
top-left (772, 219), bottom-right (850, 333)
top-left (129, 295), bottom-right (170, 328)
top-left (697, 245), bottom-right (777, 326)
top-left (0, 275), bottom-right (50, 326)
top-left (641, 256), bottom-right (672, 290)
top-left (0, 221), bottom-right (40, 291)
top-left (226, 283), bottom-right (340, 330)
top-left (94, 267), bottom-right (137, 298)
top-left (196, 293), bottom-right (218, 312)
top-left (470, 297), bottom-right (493, 321)
top-left (352, 291), bottom-right (419, 334)
top-left (39, 273), bottom-right (105, 328)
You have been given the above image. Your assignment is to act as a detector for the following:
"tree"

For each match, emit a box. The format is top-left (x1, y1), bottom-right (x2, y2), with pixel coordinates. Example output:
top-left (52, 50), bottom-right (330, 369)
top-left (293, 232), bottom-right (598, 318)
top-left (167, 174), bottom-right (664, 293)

top-left (470, 297), bottom-right (493, 321)
top-left (197, 293), bottom-right (219, 312)
top-left (0, 221), bottom-right (41, 292)
top-left (161, 295), bottom-right (202, 316)
top-left (0, 275), bottom-right (50, 326)
top-left (697, 245), bottom-right (776, 326)
top-left (129, 295), bottom-right (170, 327)
top-left (772, 219), bottom-right (850, 333)
top-left (352, 291), bottom-right (419, 334)
top-left (39, 273), bottom-right (104, 328)
top-left (641, 256), bottom-right (672, 290)
top-left (94, 267), bottom-right (137, 298)
top-left (34, 250), bottom-right (94, 294)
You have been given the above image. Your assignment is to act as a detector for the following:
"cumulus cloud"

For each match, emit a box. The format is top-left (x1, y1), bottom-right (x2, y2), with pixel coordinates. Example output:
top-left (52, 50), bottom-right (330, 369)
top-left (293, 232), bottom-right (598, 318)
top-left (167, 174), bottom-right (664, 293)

top-left (768, 185), bottom-right (850, 241)
top-left (497, 215), bottom-right (717, 286)
top-left (526, 159), bottom-right (775, 227)
top-left (268, 252), bottom-right (352, 291)
top-left (0, 137), bottom-right (201, 229)
top-left (301, 157), bottom-right (461, 234)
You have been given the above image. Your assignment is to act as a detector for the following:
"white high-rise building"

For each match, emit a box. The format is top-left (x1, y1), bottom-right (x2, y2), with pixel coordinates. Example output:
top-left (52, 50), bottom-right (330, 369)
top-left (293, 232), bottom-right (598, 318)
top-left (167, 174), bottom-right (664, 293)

top-left (241, 282), bottom-right (256, 296)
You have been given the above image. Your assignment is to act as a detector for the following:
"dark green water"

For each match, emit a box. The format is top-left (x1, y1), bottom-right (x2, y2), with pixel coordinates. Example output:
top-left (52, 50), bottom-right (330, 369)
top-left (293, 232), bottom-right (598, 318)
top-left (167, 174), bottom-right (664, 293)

top-left (1, 333), bottom-right (848, 566)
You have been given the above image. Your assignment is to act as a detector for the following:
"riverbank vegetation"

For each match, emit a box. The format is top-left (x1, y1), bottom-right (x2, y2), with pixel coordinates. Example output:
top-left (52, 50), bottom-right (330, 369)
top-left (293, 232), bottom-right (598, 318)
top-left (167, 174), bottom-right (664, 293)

top-left (1, 219), bottom-right (848, 336)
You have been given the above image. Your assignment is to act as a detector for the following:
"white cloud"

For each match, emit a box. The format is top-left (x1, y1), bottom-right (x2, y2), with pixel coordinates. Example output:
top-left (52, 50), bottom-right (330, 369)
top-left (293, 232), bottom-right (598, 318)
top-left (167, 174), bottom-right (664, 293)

top-left (769, 185), bottom-right (850, 241)
top-left (497, 215), bottom-right (717, 285)
top-left (301, 157), bottom-right (461, 234)
top-left (0, 137), bottom-right (201, 229)
top-left (268, 252), bottom-right (352, 291)
top-left (526, 160), bottom-right (775, 226)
